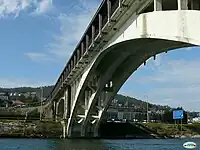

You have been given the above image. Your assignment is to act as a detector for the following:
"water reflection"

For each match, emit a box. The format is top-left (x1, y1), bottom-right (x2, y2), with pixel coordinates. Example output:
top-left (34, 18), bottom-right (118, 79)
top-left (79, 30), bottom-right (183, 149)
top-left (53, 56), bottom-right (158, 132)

top-left (54, 139), bottom-right (106, 150)
top-left (1, 138), bottom-right (200, 150)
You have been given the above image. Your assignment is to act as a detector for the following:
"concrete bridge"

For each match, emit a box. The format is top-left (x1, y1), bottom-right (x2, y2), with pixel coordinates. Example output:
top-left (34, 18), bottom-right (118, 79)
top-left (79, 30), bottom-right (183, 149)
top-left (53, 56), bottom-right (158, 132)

top-left (38, 0), bottom-right (200, 138)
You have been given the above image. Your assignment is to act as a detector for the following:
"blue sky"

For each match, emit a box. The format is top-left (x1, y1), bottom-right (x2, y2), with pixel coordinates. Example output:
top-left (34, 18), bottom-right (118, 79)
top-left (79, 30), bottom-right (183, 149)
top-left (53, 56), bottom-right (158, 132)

top-left (0, 0), bottom-right (200, 111)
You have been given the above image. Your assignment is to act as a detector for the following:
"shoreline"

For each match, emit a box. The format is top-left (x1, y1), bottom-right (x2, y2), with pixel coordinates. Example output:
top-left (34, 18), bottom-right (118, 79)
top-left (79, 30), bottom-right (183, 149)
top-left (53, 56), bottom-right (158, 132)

top-left (1, 120), bottom-right (200, 139)
top-left (0, 133), bottom-right (200, 139)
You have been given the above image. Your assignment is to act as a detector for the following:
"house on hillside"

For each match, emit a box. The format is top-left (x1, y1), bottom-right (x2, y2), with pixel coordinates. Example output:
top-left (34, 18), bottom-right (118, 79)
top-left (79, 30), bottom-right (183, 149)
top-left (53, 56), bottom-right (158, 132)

top-left (0, 92), bottom-right (9, 100)
top-left (0, 99), bottom-right (12, 107)
top-left (192, 117), bottom-right (200, 123)
top-left (11, 100), bottom-right (25, 107)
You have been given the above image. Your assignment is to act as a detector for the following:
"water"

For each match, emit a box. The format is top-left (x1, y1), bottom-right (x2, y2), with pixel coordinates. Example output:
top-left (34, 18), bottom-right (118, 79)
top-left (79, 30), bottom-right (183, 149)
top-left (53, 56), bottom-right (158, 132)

top-left (0, 139), bottom-right (200, 150)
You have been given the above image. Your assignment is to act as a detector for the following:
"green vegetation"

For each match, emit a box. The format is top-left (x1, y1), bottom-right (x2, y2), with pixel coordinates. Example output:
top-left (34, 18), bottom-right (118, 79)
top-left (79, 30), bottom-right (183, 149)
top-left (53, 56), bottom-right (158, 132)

top-left (0, 86), bottom-right (171, 109)
top-left (115, 94), bottom-right (171, 110)
top-left (0, 86), bottom-right (199, 122)
top-left (141, 122), bottom-right (200, 137)
top-left (0, 86), bottom-right (53, 98)
top-left (0, 120), bottom-right (62, 138)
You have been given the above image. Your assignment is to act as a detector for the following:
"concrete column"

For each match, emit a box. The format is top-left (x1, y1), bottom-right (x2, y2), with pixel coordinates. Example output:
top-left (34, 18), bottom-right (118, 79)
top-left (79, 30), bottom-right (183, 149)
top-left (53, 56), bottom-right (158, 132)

top-left (88, 90), bottom-right (92, 100)
top-left (63, 123), bottom-right (66, 138)
top-left (73, 55), bottom-right (77, 67)
top-left (86, 35), bottom-right (89, 51)
top-left (107, 0), bottom-right (111, 23)
top-left (67, 127), bottom-right (72, 137)
top-left (67, 86), bottom-right (71, 119)
top-left (85, 90), bottom-right (89, 110)
top-left (97, 96), bottom-right (101, 108)
top-left (63, 90), bottom-right (68, 119)
top-left (74, 80), bottom-right (77, 97)
top-left (61, 120), bottom-right (66, 138)
top-left (154, 0), bottom-right (162, 11)
top-left (53, 101), bottom-right (56, 121)
top-left (119, 0), bottom-right (122, 8)
top-left (72, 83), bottom-right (75, 107)
top-left (81, 42), bottom-right (84, 55)
top-left (77, 49), bottom-right (80, 61)
top-left (73, 83), bottom-right (75, 102)
top-left (98, 14), bottom-right (102, 35)
top-left (92, 25), bottom-right (95, 44)
top-left (55, 102), bottom-right (59, 122)
top-left (191, 0), bottom-right (200, 10)
top-left (178, 0), bottom-right (188, 10)
top-left (101, 92), bottom-right (105, 107)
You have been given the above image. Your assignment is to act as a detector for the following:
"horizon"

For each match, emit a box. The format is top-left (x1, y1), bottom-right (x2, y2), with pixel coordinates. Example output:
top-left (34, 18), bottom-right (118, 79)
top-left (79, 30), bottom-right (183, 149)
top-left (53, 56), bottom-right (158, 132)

top-left (0, 0), bottom-right (200, 111)
top-left (0, 85), bottom-right (198, 113)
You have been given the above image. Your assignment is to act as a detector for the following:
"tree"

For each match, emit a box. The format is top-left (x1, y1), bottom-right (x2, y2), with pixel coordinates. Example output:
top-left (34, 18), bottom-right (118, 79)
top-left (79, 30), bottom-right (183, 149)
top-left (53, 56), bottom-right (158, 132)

top-left (32, 95), bottom-right (39, 103)
top-left (18, 95), bottom-right (26, 103)
top-left (26, 95), bottom-right (33, 103)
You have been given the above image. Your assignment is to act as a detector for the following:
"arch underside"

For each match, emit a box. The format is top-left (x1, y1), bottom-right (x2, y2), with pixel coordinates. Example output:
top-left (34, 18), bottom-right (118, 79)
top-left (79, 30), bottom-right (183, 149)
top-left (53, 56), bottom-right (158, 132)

top-left (57, 99), bottom-right (64, 119)
top-left (67, 10), bottom-right (200, 137)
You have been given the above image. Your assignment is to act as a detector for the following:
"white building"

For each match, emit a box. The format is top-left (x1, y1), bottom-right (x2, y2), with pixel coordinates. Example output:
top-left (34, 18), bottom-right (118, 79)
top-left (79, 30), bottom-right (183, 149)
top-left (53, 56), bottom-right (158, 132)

top-left (192, 117), bottom-right (200, 123)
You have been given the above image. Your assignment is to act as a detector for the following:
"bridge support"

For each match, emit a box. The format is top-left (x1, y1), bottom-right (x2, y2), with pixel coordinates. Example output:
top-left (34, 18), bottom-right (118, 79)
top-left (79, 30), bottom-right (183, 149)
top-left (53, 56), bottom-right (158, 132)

top-left (63, 86), bottom-right (71, 120)
top-left (178, 0), bottom-right (188, 10)
top-left (55, 102), bottom-right (59, 122)
top-left (43, 0), bottom-right (200, 138)
top-left (154, 0), bottom-right (162, 11)
top-left (61, 120), bottom-right (67, 138)
top-left (191, 0), bottom-right (200, 10)
top-left (53, 101), bottom-right (56, 121)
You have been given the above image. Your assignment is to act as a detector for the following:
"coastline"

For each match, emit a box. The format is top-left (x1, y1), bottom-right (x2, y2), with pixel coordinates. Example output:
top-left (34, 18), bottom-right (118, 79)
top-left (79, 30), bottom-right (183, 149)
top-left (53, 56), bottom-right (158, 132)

top-left (0, 134), bottom-right (200, 139)
top-left (1, 120), bottom-right (200, 139)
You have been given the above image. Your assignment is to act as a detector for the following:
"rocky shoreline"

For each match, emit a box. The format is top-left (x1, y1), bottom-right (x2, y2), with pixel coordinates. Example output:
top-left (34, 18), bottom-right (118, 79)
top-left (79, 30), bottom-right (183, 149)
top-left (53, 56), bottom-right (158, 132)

top-left (0, 120), bottom-right (62, 139)
top-left (1, 120), bottom-right (200, 139)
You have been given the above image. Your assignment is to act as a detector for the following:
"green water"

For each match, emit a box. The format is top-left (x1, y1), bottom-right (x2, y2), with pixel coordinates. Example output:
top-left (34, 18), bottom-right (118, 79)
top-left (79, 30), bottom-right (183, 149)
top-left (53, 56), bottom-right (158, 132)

top-left (0, 139), bottom-right (199, 150)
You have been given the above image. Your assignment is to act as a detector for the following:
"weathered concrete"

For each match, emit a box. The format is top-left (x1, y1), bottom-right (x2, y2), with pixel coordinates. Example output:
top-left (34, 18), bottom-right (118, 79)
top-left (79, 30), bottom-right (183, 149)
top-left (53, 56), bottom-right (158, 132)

top-left (44, 0), bottom-right (200, 138)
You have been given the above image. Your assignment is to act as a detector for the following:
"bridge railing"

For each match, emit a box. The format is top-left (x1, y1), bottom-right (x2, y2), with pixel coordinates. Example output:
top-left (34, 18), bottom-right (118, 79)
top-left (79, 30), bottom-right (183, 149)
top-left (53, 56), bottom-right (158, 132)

top-left (46, 0), bottom-right (131, 102)
top-left (110, 0), bottom-right (120, 17)
top-left (102, 16), bottom-right (108, 28)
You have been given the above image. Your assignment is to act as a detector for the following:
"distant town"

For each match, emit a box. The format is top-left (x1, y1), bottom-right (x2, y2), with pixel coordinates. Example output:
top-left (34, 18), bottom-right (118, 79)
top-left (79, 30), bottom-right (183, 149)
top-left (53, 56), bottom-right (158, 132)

top-left (0, 91), bottom-right (42, 108)
top-left (0, 86), bottom-right (200, 124)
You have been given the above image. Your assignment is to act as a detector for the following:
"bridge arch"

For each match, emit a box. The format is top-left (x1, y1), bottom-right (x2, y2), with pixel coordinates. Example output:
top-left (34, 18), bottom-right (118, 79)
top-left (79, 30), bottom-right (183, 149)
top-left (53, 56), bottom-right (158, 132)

top-left (67, 10), bottom-right (200, 137)
top-left (56, 98), bottom-right (65, 120)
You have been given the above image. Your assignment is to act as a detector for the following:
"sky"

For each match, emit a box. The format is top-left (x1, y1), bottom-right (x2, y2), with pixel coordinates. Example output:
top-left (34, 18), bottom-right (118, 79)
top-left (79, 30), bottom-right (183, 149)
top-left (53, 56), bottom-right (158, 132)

top-left (0, 0), bottom-right (200, 111)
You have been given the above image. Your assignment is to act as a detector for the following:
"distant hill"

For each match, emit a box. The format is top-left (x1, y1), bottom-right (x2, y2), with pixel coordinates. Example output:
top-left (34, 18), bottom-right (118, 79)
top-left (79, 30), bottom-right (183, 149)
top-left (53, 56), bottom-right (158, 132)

top-left (114, 94), bottom-right (171, 111)
top-left (0, 86), bottom-right (53, 98)
top-left (0, 85), bottom-right (171, 112)
top-left (0, 86), bottom-right (199, 117)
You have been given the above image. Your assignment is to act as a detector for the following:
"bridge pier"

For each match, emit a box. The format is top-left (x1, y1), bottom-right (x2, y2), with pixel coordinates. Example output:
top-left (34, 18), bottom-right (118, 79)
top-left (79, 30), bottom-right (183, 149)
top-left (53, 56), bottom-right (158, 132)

top-left (42, 0), bottom-right (200, 139)
top-left (53, 101), bottom-right (56, 121)
top-left (63, 86), bottom-right (71, 120)
top-left (178, 0), bottom-right (188, 10)
top-left (55, 102), bottom-right (59, 122)
top-left (190, 0), bottom-right (200, 10)
top-left (61, 120), bottom-right (67, 138)
top-left (154, 0), bottom-right (162, 11)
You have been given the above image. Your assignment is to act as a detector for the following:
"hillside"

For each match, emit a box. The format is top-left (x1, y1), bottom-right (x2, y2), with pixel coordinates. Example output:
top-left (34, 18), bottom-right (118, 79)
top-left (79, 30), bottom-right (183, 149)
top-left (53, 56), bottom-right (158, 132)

top-left (0, 86), bottom-right (199, 119)
top-left (0, 86), bottom-right (53, 98)
top-left (115, 94), bottom-right (171, 110)
top-left (0, 86), bottom-right (171, 111)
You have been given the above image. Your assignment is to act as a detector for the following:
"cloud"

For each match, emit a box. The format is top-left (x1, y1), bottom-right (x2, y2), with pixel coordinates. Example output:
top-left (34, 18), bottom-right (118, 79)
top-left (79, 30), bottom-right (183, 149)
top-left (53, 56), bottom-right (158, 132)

top-left (0, 0), bottom-right (53, 18)
top-left (25, 52), bottom-right (56, 62)
top-left (27, 0), bottom-right (100, 62)
top-left (139, 59), bottom-right (200, 86)
top-left (33, 0), bottom-right (53, 15)
top-left (122, 50), bottom-right (200, 111)
top-left (0, 77), bottom-right (51, 88)
top-left (147, 86), bottom-right (200, 111)
top-left (48, 0), bottom-right (100, 58)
